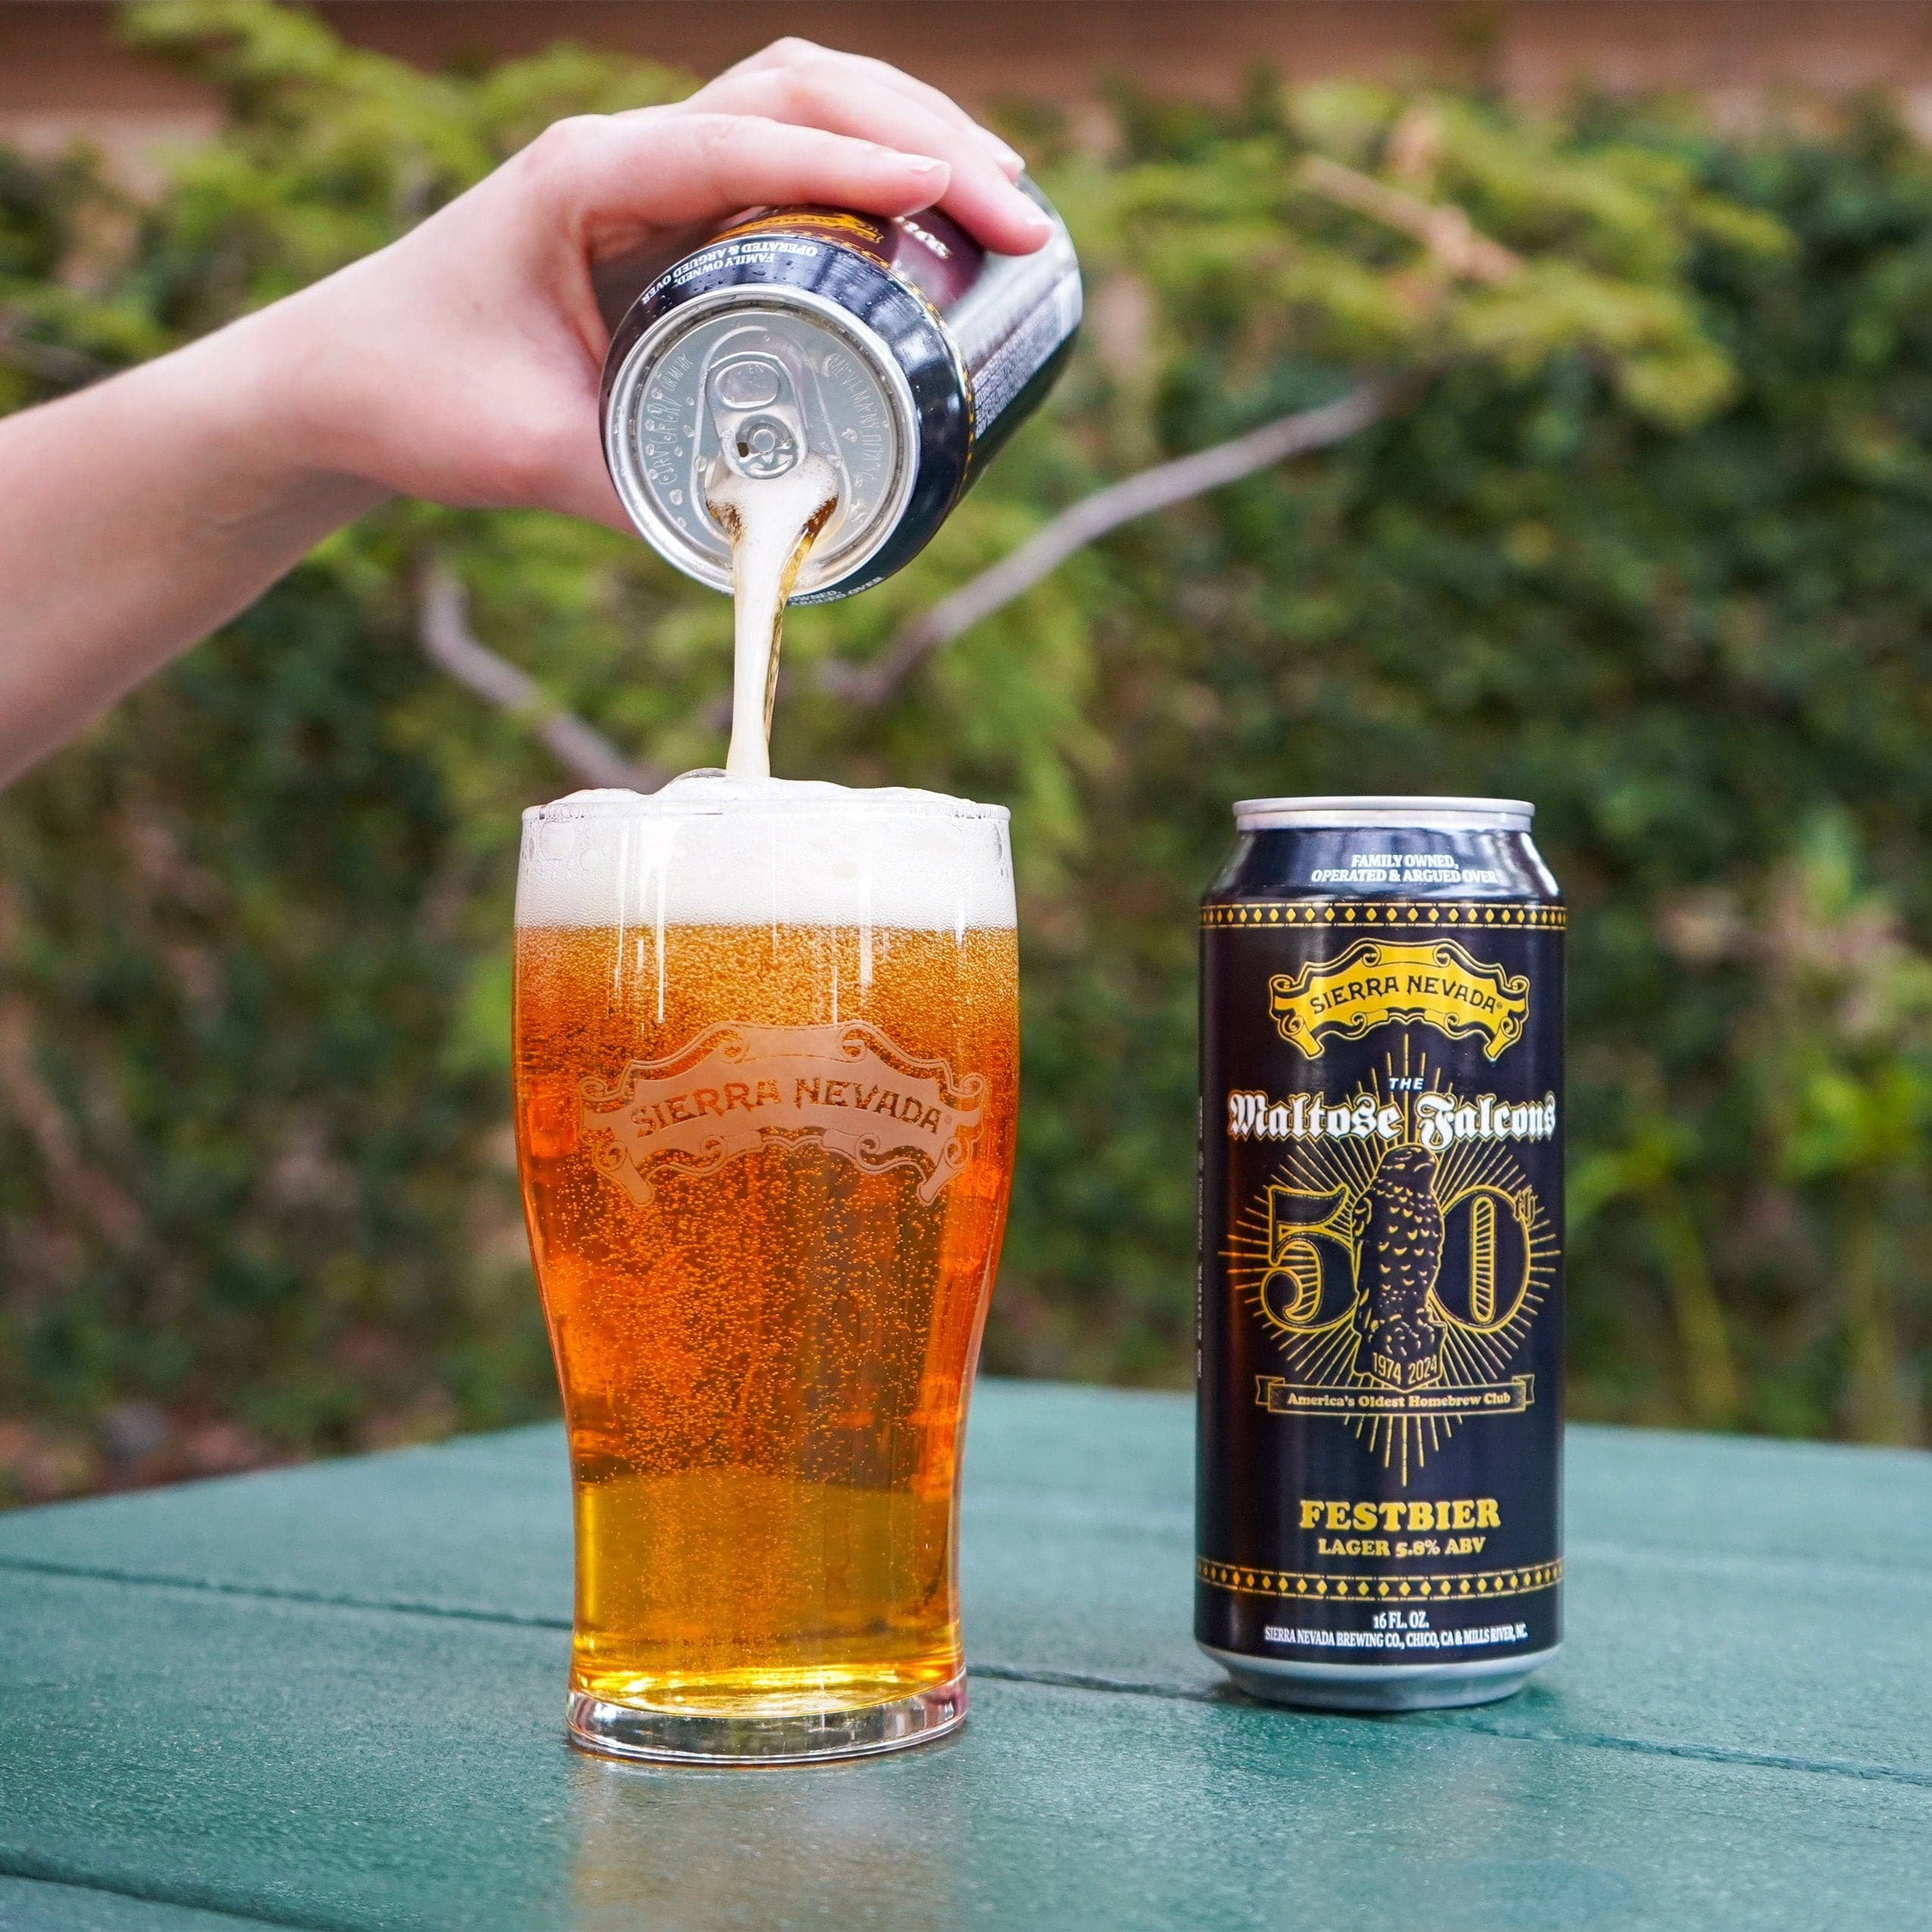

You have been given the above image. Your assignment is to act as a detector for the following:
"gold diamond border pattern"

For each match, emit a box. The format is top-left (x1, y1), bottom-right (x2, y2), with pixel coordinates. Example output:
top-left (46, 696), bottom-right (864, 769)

top-left (1196, 1556), bottom-right (1564, 1602)
top-left (1202, 902), bottom-right (1566, 930)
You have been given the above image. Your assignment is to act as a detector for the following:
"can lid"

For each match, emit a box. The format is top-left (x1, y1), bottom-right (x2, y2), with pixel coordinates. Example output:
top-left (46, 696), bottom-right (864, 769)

top-left (604, 286), bottom-right (918, 596)
top-left (1233, 795), bottom-right (1534, 832)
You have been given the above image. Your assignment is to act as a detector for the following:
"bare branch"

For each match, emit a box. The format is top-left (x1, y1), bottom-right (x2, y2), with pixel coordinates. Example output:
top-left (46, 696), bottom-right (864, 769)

top-left (415, 562), bottom-right (665, 792)
top-left (0, 317), bottom-right (118, 391)
top-left (824, 383), bottom-right (1390, 711)
top-left (1296, 155), bottom-right (1523, 285)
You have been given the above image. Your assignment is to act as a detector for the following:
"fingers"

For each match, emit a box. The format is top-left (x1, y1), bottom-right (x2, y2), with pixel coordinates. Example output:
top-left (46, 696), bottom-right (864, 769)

top-left (523, 112), bottom-right (958, 248)
top-left (671, 63), bottom-right (1049, 255)
top-left (717, 38), bottom-right (1025, 177)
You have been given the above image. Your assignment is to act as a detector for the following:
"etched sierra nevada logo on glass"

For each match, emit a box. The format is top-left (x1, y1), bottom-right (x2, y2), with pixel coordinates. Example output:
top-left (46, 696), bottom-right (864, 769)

top-left (580, 1021), bottom-right (985, 1205)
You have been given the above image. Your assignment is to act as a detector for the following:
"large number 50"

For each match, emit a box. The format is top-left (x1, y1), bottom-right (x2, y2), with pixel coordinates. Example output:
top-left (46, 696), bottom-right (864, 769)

top-left (1430, 1183), bottom-right (1537, 1334)
top-left (1260, 1185), bottom-right (1361, 1334)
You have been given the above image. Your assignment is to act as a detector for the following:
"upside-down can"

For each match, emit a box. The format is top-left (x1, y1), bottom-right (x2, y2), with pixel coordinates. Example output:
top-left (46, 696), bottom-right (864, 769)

top-left (599, 186), bottom-right (1080, 603)
top-left (1196, 796), bottom-right (1565, 1710)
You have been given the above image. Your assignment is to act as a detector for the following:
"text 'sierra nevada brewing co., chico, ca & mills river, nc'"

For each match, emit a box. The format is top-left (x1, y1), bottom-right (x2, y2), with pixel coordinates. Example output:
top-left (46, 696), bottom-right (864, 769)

top-left (1197, 796), bottom-right (1565, 1712)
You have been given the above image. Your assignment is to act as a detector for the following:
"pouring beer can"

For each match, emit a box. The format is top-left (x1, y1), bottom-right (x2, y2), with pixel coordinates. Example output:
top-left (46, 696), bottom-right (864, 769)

top-left (1196, 796), bottom-right (1565, 1711)
top-left (599, 184), bottom-right (1080, 603)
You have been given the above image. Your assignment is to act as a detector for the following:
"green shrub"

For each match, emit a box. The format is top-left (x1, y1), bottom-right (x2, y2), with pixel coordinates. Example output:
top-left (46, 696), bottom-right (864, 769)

top-left (0, 2), bottom-right (1927, 1494)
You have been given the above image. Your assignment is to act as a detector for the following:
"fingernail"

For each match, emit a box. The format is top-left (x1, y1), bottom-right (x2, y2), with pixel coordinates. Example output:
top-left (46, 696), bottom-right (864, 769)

top-left (905, 155), bottom-right (950, 183)
top-left (978, 130), bottom-right (1027, 178)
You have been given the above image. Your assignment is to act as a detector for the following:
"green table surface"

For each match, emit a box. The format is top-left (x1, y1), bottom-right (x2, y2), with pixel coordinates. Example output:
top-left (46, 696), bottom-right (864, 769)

top-left (0, 1381), bottom-right (1925, 1931)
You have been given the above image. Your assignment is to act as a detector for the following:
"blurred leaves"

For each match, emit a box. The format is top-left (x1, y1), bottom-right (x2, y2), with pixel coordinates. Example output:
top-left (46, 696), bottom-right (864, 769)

top-left (0, 2), bottom-right (1929, 1490)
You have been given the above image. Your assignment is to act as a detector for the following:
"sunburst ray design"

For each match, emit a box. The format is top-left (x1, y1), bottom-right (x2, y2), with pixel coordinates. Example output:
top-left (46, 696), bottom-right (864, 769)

top-left (1221, 1048), bottom-right (1556, 1483)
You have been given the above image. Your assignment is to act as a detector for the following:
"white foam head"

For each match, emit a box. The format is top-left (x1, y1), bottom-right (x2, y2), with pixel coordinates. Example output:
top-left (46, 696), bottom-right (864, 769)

top-left (516, 771), bottom-right (1015, 933)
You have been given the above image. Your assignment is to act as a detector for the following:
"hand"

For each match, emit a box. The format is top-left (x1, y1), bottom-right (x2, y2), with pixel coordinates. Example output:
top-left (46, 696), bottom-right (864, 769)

top-left (239, 39), bottom-right (1048, 530)
top-left (0, 39), bottom-right (1044, 782)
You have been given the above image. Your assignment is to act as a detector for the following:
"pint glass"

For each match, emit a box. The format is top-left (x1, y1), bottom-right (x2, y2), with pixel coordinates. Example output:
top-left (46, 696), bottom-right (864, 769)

top-left (513, 774), bottom-right (1018, 1763)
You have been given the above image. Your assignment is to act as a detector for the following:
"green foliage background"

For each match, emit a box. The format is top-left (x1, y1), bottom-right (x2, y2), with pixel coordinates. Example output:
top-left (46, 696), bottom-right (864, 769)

top-left (2, 1), bottom-right (1930, 1492)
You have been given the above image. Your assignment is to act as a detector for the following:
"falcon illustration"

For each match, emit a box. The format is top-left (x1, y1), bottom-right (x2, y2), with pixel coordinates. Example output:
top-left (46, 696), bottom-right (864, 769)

top-left (1355, 1145), bottom-right (1446, 1387)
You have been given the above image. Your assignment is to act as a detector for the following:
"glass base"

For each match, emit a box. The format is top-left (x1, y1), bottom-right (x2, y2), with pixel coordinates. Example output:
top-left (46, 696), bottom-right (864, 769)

top-left (566, 1674), bottom-right (968, 1766)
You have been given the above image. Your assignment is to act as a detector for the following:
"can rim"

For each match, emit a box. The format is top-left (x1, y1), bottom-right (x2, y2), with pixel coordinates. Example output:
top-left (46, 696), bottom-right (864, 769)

top-left (1233, 794), bottom-right (1535, 831)
top-left (603, 284), bottom-right (921, 597)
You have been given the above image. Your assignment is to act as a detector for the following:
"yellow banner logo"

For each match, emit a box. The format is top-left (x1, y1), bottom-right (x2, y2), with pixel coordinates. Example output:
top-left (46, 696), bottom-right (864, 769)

top-left (1269, 939), bottom-right (1529, 1061)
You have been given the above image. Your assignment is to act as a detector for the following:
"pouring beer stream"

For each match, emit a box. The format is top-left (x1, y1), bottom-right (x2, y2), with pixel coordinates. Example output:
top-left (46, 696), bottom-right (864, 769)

top-left (509, 193), bottom-right (1077, 1767)
top-left (705, 451), bottom-right (838, 779)
top-left (600, 192), bottom-right (1082, 771)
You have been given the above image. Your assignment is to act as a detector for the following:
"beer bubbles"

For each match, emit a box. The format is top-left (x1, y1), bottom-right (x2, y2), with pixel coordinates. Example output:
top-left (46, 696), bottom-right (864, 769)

top-left (514, 780), bottom-right (1018, 1762)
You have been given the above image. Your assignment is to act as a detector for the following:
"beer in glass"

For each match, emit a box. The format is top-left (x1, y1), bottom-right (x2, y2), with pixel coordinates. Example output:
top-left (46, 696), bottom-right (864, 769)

top-left (514, 773), bottom-right (1018, 1762)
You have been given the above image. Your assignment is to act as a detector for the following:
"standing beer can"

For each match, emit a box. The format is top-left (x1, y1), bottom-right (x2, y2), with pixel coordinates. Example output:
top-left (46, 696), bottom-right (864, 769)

top-left (1196, 796), bottom-right (1565, 1711)
top-left (599, 188), bottom-right (1080, 602)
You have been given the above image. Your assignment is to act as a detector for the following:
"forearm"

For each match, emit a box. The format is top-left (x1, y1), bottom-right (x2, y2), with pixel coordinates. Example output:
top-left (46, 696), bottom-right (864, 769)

top-left (0, 42), bottom-right (1044, 787)
top-left (0, 314), bottom-right (386, 784)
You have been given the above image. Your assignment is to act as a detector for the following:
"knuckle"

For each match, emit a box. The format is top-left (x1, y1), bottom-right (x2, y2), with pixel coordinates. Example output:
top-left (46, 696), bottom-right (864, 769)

top-left (686, 112), bottom-right (746, 164)
top-left (774, 64), bottom-right (836, 117)
top-left (520, 114), bottom-right (606, 189)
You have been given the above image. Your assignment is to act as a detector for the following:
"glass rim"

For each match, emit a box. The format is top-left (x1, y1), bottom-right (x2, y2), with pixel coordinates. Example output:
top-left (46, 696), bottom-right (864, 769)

top-left (521, 779), bottom-right (1010, 827)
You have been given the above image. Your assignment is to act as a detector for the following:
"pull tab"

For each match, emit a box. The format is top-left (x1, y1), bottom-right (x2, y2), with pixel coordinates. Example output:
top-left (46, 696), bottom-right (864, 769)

top-left (708, 352), bottom-right (808, 480)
